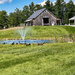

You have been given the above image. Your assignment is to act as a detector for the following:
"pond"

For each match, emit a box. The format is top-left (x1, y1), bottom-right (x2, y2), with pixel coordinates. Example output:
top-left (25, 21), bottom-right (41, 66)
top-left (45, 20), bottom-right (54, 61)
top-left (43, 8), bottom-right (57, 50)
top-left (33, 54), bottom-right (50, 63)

top-left (0, 40), bottom-right (55, 44)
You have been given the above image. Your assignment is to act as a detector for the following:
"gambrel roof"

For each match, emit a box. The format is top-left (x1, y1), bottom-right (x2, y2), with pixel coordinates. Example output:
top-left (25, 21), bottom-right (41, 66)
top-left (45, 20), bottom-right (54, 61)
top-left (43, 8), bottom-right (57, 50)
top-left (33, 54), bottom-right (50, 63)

top-left (25, 8), bottom-right (59, 22)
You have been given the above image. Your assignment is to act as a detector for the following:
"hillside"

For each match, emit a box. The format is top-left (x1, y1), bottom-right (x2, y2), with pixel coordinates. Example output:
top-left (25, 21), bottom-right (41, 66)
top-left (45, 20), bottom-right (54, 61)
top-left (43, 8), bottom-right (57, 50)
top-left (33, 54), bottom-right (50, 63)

top-left (0, 26), bottom-right (75, 40)
top-left (0, 43), bottom-right (75, 75)
top-left (0, 26), bottom-right (75, 75)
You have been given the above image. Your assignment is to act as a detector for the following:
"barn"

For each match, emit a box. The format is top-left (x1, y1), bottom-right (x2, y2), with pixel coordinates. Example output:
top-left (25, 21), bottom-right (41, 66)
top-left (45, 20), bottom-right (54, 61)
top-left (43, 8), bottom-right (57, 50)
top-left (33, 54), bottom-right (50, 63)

top-left (25, 8), bottom-right (61, 26)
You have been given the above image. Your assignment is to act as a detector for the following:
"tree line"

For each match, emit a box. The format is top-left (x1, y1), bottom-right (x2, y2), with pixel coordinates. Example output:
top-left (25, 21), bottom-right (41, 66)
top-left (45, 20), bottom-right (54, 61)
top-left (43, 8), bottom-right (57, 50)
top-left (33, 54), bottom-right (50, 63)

top-left (0, 0), bottom-right (75, 29)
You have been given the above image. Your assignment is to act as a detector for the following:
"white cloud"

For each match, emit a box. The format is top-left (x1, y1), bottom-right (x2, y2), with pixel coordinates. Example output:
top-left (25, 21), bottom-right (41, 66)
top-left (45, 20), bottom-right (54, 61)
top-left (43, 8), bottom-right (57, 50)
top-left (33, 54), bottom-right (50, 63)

top-left (53, 1), bottom-right (56, 5)
top-left (73, 1), bottom-right (75, 4)
top-left (38, 0), bottom-right (46, 6)
top-left (0, 0), bottom-right (12, 4)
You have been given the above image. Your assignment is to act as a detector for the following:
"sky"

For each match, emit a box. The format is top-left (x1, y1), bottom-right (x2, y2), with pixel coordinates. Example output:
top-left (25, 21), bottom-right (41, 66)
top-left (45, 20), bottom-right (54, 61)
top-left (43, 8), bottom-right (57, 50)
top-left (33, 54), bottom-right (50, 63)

top-left (0, 0), bottom-right (75, 15)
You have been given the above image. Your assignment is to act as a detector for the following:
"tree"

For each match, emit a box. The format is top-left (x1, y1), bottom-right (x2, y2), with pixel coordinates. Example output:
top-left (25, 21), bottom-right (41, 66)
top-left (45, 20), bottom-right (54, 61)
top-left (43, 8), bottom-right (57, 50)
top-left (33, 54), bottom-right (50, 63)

top-left (65, 0), bottom-right (75, 24)
top-left (22, 5), bottom-right (30, 22)
top-left (35, 4), bottom-right (43, 11)
top-left (50, 2), bottom-right (55, 14)
top-left (8, 12), bottom-right (16, 27)
top-left (14, 8), bottom-right (22, 26)
top-left (8, 8), bottom-right (22, 27)
top-left (44, 0), bottom-right (51, 11)
top-left (55, 0), bottom-right (66, 24)
top-left (55, 0), bottom-right (62, 18)
top-left (29, 2), bottom-right (35, 15)
top-left (0, 10), bottom-right (8, 29)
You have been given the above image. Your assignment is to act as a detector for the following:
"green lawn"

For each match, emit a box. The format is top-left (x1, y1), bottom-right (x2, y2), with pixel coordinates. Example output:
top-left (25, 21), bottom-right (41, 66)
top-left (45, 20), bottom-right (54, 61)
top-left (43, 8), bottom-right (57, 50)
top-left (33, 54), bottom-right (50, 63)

top-left (0, 43), bottom-right (75, 75)
top-left (0, 26), bottom-right (75, 75)
top-left (0, 26), bottom-right (75, 40)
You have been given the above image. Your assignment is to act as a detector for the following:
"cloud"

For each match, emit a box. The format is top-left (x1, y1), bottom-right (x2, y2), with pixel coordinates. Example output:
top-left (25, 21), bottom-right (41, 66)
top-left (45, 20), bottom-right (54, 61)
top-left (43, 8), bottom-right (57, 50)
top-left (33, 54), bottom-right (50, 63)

top-left (52, 1), bottom-right (57, 5)
top-left (0, 0), bottom-right (12, 4)
top-left (73, 1), bottom-right (75, 4)
top-left (38, 0), bottom-right (46, 6)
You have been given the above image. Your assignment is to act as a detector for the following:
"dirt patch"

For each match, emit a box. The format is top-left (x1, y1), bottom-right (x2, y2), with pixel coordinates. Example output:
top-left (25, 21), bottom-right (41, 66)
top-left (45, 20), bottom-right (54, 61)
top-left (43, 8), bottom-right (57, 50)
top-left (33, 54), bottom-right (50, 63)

top-left (0, 27), bottom-right (23, 31)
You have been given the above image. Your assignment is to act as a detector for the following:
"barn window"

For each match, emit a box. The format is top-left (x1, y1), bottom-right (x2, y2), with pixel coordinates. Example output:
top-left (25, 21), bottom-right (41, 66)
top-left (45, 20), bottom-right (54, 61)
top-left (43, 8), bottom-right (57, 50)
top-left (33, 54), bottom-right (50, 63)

top-left (43, 18), bottom-right (49, 25)
top-left (43, 18), bottom-right (49, 23)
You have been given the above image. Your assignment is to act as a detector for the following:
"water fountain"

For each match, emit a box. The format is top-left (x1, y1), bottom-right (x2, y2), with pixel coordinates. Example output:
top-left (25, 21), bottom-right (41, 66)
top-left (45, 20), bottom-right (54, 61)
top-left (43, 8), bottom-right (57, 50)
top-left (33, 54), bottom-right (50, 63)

top-left (17, 27), bottom-right (30, 41)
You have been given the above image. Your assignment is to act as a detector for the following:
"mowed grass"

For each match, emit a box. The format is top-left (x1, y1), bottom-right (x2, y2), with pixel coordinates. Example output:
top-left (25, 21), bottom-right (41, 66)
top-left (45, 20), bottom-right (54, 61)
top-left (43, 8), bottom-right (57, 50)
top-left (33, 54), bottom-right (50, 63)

top-left (0, 43), bottom-right (75, 75)
top-left (0, 26), bottom-right (75, 40)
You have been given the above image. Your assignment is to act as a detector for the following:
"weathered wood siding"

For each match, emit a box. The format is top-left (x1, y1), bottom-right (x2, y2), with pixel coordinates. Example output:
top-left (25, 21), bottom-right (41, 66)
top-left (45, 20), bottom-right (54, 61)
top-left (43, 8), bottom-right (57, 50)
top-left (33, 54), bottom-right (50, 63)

top-left (33, 9), bottom-right (57, 26)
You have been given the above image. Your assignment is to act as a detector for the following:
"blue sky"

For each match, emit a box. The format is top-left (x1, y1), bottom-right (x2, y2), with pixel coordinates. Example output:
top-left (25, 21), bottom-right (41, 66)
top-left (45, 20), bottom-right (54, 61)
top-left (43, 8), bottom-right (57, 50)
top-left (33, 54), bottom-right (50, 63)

top-left (0, 0), bottom-right (45, 14)
top-left (0, 0), bottom-right (75, 15)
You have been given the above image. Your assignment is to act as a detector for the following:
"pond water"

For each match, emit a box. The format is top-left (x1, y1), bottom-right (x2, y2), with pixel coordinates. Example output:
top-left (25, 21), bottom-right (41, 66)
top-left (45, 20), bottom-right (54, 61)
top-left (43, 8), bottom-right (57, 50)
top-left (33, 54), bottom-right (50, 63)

top-left (0, 40), bottom-right (55, 44)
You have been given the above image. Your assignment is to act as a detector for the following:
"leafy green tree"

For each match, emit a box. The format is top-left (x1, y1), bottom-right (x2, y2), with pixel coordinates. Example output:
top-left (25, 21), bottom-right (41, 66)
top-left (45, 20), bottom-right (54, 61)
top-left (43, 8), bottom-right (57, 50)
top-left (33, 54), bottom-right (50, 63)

top-left (0, 10), bottom-right (8, 29)
top-left (29, 2), bottom-right (35, 15)
top-left (14, 8), bottom-right (22, 26)
top-left (8, 12), bottom-right (16, 27)
top-left (22, 5), bottom-right (30, 22)
top-left (35, 4), bottom-right (43, 11)
top-left (8, 8), bottom-right (22, 27)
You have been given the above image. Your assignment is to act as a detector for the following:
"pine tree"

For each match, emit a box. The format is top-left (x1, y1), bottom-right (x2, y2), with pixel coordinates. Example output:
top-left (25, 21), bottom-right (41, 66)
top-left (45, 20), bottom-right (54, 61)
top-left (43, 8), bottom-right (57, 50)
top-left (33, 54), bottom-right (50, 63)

top-left (29, 2), bottom-right (35, 15)
top-left (22, 5), bottom-right (30, 22)
top-left (55, 0), bottom-right (66, 24)
top-left (44, 0), bottom-right (51, 11)
top-left (65, 0), bottom-right (75, 24)
top-left (35, 4), bottom-right (43, 11)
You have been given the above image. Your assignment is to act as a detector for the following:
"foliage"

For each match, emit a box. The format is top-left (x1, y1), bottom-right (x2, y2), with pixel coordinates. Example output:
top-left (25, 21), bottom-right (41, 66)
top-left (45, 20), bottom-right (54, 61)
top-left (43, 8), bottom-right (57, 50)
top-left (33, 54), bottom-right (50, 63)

top-left (8, 8), bottom-right (22, 27)
top-left (44, 0), bottom-right (51, 11)
top-left (64, 0), bottom-right (75, 24)
top-left (29, 2), bottom-right (35, 15)
top-left (22, 6), bottom-right (30, 22)
top-left (0, 10), bottom-right (8, 29)
top-left (35, 4), bottom-right (43, 11)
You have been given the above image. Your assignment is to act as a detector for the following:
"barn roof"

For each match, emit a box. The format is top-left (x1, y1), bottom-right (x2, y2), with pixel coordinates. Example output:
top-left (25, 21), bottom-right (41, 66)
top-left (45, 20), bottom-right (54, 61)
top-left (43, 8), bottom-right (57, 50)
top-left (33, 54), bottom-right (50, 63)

top-left (25, 8), bottom-right (46, 22)
top-left (25, 8), bottom-right (59, 22)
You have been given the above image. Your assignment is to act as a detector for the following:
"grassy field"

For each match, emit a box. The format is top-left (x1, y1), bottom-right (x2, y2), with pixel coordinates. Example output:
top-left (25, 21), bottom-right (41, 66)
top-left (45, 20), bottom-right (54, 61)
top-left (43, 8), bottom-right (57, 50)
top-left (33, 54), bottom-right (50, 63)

top-left (0, 43), bottom-right (75, 75)
top-left (0, 26), bottom-right (75, 75)
top-left (0, 26), bottom-right (75, 40)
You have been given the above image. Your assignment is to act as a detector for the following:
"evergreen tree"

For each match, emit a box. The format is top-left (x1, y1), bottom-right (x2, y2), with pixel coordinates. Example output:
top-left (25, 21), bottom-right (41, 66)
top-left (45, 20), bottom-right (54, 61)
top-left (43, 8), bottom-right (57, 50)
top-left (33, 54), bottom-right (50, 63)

top-left (50, 2), bottom-right (55, 14)
top-left (22, 5), bottom-right (30, 22)
top-left (29, 2), bottom-right (35, 15)
top-left (44, 0), bottom-right (51, 11)
top-left (35, 4), bottom-right (43, 11)
top-left (55, 0), bottom-right (66, 24)
top-left (65, 0), bottom-right (75, 24)
top-left (55, 0), bottom-right (62, 18)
